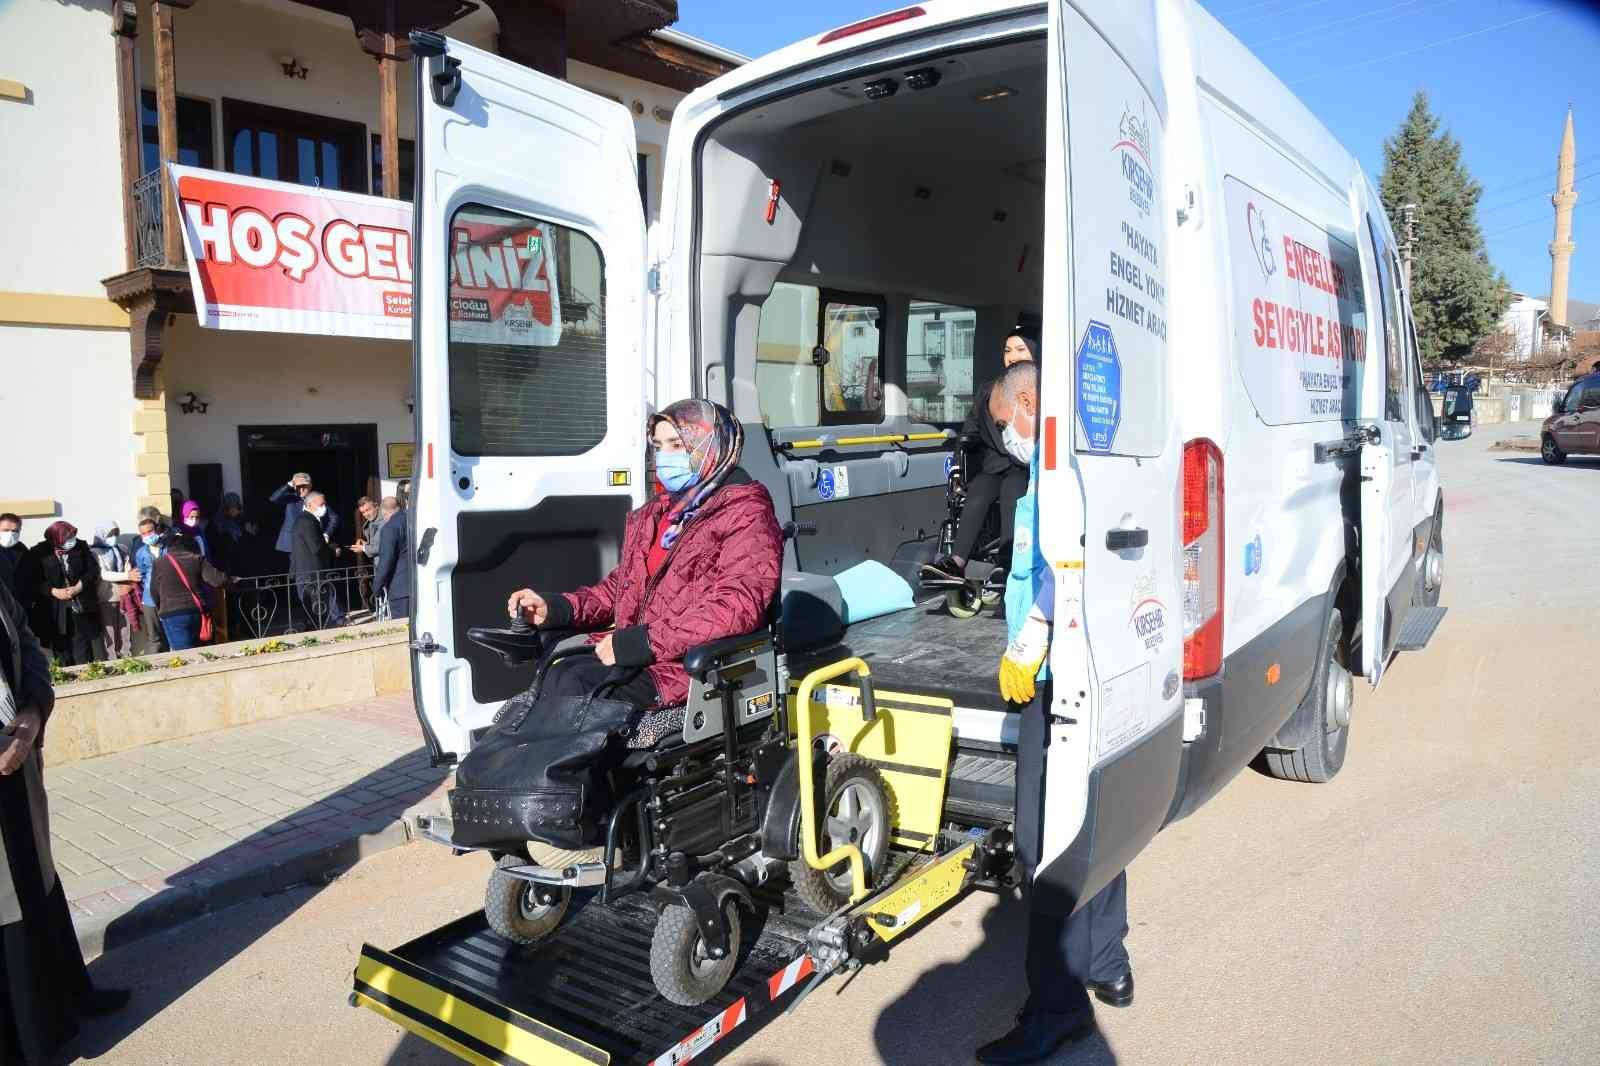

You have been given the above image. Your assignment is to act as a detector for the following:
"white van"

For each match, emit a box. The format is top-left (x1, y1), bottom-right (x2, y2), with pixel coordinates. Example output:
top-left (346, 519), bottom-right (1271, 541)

top-left (405, 0), bottom-right (1450, 940)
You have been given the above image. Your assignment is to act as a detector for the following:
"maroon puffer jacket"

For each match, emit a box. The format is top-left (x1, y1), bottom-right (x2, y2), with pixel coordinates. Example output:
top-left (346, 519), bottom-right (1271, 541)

top-left (541, 478), bottom-right (783, 707)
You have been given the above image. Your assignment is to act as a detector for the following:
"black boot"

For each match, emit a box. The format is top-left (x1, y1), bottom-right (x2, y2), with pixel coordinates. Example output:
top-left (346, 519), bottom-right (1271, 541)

top-left (975, 1010), bottom-right (1094, 1065)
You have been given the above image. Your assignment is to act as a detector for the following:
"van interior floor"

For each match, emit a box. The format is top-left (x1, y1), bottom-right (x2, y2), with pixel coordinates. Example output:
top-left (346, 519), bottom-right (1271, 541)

top-left (791, 596), bottom-right (1011, 714)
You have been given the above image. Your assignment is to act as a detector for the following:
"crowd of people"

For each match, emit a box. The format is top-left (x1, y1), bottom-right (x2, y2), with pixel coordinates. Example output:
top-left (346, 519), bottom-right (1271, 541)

top-left (0, 473), bottom-right (411, 667)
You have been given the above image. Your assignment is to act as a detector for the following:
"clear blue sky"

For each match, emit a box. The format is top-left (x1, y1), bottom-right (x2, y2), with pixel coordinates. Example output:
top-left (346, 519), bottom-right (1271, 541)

top-left (674, 0), bottom-right (1600, 306)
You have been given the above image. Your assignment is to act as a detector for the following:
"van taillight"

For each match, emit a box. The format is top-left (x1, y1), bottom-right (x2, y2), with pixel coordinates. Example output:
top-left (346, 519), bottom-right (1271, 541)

top-left (818, 6), bottom-right (926, 44)
top-left (1182, 439), bottom-right (1224, 679)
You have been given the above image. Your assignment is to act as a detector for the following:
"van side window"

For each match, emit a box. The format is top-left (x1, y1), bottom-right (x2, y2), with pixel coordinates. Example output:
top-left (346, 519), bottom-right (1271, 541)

top-left (1368, 221), bottom-right (1407, 424)
top-left (906, 300), bottom-right (976, 423)
top-left (820, 294), bottom-right (885, 424)
top-left (447, 204), bottom-right (606, 457)
top-left (1408, 323), bottom-right (1435, 441)
top-left (755, 284), bottom-right (886, 428)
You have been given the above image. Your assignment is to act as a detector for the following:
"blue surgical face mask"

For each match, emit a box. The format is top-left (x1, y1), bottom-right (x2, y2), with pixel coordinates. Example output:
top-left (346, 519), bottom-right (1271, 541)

top-left (142, 533), bottom-right (159, 547)
top-left (655, 451), bottom-right (699, 493)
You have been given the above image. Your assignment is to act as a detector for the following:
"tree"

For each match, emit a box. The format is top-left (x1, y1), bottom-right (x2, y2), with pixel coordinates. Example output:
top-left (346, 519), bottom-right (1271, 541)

top-left (1469, 329), bottom-right (1519, 382)
top-left (1378, 92), bottom-right (1511, 365)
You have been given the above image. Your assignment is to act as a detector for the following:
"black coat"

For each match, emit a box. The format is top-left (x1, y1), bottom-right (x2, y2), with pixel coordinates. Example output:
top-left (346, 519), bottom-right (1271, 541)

top-left (373, 510), bottom-right (410, 603)
top-left (35, 543), bottom-right (100, 637)
top-left (289, 511), bottom-right (337, 576)
top-left (271, 485), bottom-right (339, 553)
top-left (962, 376), bottom-right (1027, 477)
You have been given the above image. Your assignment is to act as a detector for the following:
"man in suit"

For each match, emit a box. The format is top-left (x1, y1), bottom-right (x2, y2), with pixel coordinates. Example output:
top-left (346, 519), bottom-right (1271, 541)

top-left (270, 473), bottom-right (339, 563)
top-left (289, 492), bottom-right (345, 628)
top-left (372, 496), bottom-right (410, 621)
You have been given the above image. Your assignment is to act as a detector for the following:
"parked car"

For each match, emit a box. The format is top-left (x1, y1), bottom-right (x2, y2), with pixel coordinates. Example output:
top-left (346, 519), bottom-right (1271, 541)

top-left (1440, 386), bottom-right (1474, 440)
top-left (1542, 372), bottom-right (1600, 463)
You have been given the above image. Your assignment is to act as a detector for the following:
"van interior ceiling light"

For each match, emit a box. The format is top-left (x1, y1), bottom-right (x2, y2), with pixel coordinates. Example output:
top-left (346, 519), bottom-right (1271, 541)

top-left (817, 5), bottom-right (926, 45)
top-left (905, 67), bottom-right (941, 90)
top-left (863, 78), bottom-right (899, 100)
top-left (975, 86), bottom-right (1016, 103)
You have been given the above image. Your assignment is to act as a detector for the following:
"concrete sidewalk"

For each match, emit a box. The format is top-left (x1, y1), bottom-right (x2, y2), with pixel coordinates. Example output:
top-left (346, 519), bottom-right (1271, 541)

top-left (45, 693), bottom-right (448, 957)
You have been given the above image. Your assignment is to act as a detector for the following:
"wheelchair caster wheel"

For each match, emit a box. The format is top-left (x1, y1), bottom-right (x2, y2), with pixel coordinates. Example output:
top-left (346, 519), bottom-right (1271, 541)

top-left (651, 900), bottom-right (742, 1006)
top-left (485, 855), bottom-right (570, 945)
top-left (945, 585), bottom-right (983, 619)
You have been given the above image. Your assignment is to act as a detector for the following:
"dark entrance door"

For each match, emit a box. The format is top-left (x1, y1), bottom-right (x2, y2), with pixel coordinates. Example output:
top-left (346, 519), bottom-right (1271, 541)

top-left (238, 424), bottom-right (379, 554)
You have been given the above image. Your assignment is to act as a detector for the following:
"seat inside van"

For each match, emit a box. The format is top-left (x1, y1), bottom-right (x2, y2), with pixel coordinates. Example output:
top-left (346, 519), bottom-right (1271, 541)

top-left (697, 34), bottom-right (1047, 719)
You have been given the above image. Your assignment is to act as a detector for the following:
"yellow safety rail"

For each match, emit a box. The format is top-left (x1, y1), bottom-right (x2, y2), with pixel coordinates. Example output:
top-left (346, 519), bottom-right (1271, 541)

top-left (793, 657), bottom-right (881, 903)
top-left (782, 431), bottom-right (950, 450)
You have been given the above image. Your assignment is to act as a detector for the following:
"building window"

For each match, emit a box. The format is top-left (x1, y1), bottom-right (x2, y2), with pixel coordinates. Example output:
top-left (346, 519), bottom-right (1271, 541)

top-left (907, 301), bottom-right (977, 423)
top-left (370, 135), bottom-right (415, 200)
top-left (223, 99), bottom-right (366, 193)
top-left (140, 91), bottom-right (214, 174)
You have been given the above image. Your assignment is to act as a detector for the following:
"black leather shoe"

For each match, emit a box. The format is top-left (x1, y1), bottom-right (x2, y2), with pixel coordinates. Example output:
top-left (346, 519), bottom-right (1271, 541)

top-left (921, 556), bottom-right (965, 581)
top-left (1085, 969), bottom-right (1134, 1008)
top-left (975, 1011), bottom-right (1094, 1065)
top-left (79, 986), bottom-right (132, 1017)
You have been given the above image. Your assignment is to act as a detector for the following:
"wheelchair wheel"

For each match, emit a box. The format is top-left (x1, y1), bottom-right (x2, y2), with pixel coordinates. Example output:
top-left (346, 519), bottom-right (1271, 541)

top-left (484, 855), bottom-right (570, 946)
top-left (651, 899), bottom-right (742, 1007)
top-left (790, 754), bottom-right (894, 913)
top-left (945, 586), bottom-right (983, 619)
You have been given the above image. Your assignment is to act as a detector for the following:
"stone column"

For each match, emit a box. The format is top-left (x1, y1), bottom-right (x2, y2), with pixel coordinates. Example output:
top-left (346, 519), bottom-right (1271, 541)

top-left (1550, 108), bottom-right (1579, 328)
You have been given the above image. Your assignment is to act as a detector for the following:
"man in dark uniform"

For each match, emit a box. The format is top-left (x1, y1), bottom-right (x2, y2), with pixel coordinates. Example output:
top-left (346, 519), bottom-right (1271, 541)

top-left (977, 362), bottom-right (1133, 1065)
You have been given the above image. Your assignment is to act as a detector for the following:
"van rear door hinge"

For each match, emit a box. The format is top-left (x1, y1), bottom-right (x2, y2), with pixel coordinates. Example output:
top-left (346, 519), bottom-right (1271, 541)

top-left (410, 632), bottom-right (443, 656)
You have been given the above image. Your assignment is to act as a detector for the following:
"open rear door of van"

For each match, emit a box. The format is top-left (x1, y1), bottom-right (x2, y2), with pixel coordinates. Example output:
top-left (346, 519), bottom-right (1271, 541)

top-left (408, 34), bottom-right (647, 762)
top-left (1021, 2), bottom-right (1185, 913)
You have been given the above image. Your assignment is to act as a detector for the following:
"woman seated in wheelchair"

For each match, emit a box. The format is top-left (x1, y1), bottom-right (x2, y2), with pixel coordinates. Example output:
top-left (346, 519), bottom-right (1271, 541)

top-left (922, 332), bottom-right (1038, 582)
top-left (504, 398), bottom-right (783, 742)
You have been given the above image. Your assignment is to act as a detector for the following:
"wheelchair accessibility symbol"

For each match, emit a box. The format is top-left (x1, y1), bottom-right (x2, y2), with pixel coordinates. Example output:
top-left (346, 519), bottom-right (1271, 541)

top-left (944, 455), bottom-right (955, 477)
top-left (817, 468), bottom-right (836, 500)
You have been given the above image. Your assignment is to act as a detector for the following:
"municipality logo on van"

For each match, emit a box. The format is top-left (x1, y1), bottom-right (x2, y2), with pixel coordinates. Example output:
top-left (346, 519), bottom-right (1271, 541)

top-left (1246, 201), bottom-right (1277, 282)
top-left (1113, 102), bottom-right (1154, 219)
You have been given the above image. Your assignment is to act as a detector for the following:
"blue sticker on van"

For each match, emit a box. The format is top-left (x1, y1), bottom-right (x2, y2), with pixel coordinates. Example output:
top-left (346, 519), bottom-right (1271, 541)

top-left (944, 455), bottom-right (955, 478)
top-left (1244, 534), bottom-right (1263, 576)
top-left (817, 468), bottom-right (836, 501)
top-left (1076, 320), bottom-right (1122, 452)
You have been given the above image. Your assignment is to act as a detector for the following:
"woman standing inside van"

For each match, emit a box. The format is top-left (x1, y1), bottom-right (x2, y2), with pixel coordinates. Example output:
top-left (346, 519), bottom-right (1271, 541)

top-left (924, 332), bottom-right (1037, 580)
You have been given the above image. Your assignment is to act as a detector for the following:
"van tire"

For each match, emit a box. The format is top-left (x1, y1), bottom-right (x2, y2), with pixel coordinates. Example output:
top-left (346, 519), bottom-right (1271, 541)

top-left (1413, 509), bottom-right (1442, 608)
top-left (1541, 434), bottom-right (1566, 464)
top-left (1261, 608), bottom-right (1350, 784)
top-left (789, 755), bottom-right (894, 913)
top-left (484, 855), bottom-right (570, 945)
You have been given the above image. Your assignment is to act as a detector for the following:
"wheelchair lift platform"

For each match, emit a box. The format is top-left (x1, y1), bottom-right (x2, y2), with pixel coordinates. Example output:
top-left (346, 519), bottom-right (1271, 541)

top-left (352, 833), bottom-right (1002, 1066)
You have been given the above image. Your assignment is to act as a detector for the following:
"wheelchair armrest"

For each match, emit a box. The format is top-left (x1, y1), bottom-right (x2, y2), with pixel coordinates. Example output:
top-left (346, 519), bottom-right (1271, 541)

top-left (683, 631), bottom-right (774, 683)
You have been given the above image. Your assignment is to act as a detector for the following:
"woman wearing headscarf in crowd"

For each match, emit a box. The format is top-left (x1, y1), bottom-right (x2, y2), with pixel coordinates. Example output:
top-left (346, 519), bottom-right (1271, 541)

top-left (35, 523), bottom-right (101, 666)
top-left (149, 527), bottom-right (229, 652)
top-left (504, 399), bottom-right (783, 736)
top-left (90, 523), bottom-right (138, 660)
top-left (179, 501), bottom-right (213, 564)
top-left (0, 578), bottom-right (130, 1063)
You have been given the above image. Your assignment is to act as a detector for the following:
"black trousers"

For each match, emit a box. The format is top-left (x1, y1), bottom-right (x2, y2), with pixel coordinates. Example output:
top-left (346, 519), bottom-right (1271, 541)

top-left (1023, 871), bottom-right (1130, 1018)
top-left (953, 464), bottom-right (1029, 562)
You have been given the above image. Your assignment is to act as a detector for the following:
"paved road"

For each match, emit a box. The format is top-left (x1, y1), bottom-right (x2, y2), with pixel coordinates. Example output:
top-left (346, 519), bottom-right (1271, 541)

top-left (75, 423), bottom-right (1599, 1065)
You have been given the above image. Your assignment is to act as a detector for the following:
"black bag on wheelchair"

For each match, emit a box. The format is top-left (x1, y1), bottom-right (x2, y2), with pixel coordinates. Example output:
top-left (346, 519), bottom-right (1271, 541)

top-left (449, 659), bottom-right (643, 851)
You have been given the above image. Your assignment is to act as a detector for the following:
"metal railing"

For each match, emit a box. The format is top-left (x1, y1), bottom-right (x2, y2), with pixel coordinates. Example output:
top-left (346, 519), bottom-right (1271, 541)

top-left (229, 565), bottom-right (396, 641)
top-left (132, 168), bottom-right (167, 268)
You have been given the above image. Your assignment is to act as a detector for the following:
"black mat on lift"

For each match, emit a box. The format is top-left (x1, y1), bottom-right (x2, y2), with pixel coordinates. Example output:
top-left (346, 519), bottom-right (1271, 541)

top-left (790, 597), bottom-right (1011, 713)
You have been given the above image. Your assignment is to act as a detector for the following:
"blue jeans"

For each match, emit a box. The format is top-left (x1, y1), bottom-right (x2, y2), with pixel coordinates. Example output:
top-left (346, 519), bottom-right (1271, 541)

top-left (161, 609), bottom-right (203, 651)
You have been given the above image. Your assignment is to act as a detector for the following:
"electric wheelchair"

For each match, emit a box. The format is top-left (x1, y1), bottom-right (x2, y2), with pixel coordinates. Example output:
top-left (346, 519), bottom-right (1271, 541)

top-left (919, 433), bottom-right (1011, 618)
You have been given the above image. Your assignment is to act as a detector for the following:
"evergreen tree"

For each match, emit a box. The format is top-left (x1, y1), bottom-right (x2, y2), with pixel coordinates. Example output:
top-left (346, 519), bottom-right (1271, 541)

top-left (1378, 92), bottom-right (1511, 366)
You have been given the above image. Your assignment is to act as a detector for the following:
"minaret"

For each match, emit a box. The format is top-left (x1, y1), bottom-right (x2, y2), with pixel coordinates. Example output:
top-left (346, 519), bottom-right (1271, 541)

top-left (1550, 107), bottom-right (1578, 328)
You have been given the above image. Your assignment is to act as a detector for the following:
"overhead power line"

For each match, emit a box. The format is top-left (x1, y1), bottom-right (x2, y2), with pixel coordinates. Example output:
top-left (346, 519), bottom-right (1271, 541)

top-left (1288, 8), bottom-right (1561, 84)
top-left (1227, 0), bottom-right (1347, 30)
top-left (1483, 199), bottom-right (1587, 240)
top-left (1478, 156), bottom-right (1595, 200)
top-left (1255, 0), bottom-right (1446, 49)
top-left (1479, 169), bottom-right (1599, 214)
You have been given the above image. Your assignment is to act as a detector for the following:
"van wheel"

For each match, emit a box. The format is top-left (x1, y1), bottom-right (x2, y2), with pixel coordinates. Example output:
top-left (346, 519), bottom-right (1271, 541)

top-left (650, 900), bottom-right (741, 1006)
top-left (484, 855), bottom-right (570, 945)
top-left (946, 586), bottom-right (983, 619)
top-left (1413, 510), bottom-right (1442, 607)
top-left (1261, 608), bottom-right (1351, 784)
top-left (789, 755), bottom-right (894, 913)
top-left (1542, 435), bottom-right (1566, 464)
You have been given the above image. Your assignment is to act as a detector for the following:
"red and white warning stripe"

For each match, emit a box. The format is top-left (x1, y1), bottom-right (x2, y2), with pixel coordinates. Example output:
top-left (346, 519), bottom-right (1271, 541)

top-left (766, 955), bottom-right (815, 999)
top-left (651, 998), bottom-right (748, 1066)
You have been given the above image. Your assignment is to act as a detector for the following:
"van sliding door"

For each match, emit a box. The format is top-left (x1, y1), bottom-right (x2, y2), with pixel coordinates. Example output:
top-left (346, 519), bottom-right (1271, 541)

top-left (408, 36), bottom-right (647, 762)
top-left (1020, 2), bottom-right (1184, 914)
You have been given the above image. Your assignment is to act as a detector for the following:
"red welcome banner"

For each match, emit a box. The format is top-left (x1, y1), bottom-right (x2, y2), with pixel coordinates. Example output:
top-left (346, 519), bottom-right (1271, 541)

top-left (171, 165), bottom-right (561, 345)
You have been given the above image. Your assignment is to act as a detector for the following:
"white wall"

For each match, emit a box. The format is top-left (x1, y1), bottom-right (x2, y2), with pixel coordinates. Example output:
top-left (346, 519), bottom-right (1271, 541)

top-left (0, 324), bottom-right (138, 533)
top-left (162, 317), bottom-right (411, 502)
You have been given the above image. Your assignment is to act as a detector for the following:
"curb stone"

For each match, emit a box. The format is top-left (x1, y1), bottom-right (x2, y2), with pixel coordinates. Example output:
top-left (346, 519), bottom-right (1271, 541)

top-left (77, 816), bottom-right (415, 959)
